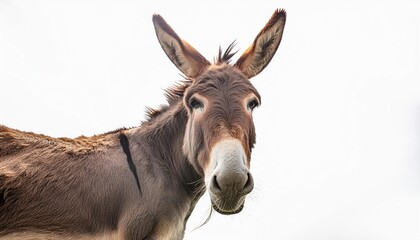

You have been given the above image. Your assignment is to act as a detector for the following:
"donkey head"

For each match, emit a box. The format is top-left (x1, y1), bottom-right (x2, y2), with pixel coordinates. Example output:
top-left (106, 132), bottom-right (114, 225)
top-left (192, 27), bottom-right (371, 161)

top-left (153, 9), bottom-right (286, 215)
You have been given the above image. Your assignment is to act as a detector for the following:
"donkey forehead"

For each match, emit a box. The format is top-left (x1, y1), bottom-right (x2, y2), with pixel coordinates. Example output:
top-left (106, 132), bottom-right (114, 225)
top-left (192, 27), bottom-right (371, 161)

top-left (187, 65), bottom-right (260, 100)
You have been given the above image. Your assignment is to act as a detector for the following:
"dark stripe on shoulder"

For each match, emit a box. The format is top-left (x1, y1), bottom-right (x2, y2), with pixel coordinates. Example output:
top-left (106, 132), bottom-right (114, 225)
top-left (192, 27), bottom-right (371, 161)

top-left (119, 132), bottom-right (142, 195)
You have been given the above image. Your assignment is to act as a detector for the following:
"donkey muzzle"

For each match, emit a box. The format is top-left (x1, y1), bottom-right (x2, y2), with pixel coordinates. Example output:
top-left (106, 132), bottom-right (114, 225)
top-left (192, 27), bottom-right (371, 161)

top-left (207, 139), bottom-right (254, 214)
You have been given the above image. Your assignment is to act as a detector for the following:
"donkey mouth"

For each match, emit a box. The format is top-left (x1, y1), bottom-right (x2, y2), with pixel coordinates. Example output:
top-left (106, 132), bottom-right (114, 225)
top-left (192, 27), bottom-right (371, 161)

top-left (209, 186), bottom-right (247, 215)
top-left (211, 201), bottom-right (245, 215)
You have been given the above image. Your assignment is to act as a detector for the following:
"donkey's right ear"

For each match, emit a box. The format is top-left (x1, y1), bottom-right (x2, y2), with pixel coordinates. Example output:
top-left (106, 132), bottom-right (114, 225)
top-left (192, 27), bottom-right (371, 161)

top-left (234, 9), bottom-right (286, 79)
top-left (153, 15), bottom-right (210, 78)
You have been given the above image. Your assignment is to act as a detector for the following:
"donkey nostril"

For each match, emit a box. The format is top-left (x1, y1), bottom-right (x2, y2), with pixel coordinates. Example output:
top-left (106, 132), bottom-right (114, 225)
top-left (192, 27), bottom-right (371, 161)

top-left (211, 175), bottom-right (222, 193)
top-left (242, 173), bottom-right (254, 194)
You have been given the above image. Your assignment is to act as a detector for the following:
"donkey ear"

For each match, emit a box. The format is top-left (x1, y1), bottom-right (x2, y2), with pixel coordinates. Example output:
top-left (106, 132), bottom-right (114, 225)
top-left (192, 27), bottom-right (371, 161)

top-left (152, 15), bottom-right (210, 78)
top-left (234, 9), bottom-right (286, 79)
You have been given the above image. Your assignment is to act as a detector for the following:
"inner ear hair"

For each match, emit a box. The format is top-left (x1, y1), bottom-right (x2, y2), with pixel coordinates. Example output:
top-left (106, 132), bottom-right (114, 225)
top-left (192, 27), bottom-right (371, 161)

top-left (152, 14), bottom-right (210, 78)
top-left (234, 9), bottom-right (286, 79)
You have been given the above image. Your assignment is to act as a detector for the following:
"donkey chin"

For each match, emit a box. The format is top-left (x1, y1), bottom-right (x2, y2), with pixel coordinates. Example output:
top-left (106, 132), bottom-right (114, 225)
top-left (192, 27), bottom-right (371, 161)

top-left (210, 190), bottom-right (248, 215)
top-left (206, 139), bottom-right (254, 215)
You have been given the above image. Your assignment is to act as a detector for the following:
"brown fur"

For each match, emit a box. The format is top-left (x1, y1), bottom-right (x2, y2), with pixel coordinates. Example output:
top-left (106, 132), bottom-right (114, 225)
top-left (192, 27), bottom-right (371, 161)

top-left (0, 125), bottom-right (115, 156)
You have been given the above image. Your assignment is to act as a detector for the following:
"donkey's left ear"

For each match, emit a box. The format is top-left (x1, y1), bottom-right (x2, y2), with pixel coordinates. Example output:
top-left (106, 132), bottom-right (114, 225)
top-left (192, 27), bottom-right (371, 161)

top-left (234, 9), bottom-right (286, 79)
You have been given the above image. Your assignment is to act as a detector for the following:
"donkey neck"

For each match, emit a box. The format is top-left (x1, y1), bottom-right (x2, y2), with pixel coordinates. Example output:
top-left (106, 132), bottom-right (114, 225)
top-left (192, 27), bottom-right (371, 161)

top-left (131, 101), bottom-right (203, 197)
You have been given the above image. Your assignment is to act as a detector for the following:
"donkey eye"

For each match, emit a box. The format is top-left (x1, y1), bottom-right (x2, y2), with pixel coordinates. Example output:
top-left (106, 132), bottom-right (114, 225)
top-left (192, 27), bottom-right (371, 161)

top-left (189, 98), bottom-right (203, 110)
top-left (247, 99), bottom-right (259, 111)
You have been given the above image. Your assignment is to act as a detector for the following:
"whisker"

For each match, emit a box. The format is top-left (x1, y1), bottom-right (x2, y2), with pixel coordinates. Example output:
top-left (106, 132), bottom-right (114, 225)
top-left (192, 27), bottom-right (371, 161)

top-left (186, 178), bottom-right (203, 186)
top-left (192, 205), bottom-right (214, 231)
top-left (191, 184), bottom-right (207, 202)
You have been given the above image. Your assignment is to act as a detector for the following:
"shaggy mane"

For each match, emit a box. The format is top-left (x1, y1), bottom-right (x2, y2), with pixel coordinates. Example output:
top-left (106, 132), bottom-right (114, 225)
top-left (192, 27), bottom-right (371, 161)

top-left (215, 41), bottom-right (238, 65)
top-left (143, 78), bottom-right (192, 122)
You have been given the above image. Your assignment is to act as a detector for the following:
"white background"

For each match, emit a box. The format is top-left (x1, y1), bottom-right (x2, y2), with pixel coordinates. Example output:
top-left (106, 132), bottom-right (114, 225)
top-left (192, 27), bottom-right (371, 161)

top-left (1, 0), bottom-right (420, 239)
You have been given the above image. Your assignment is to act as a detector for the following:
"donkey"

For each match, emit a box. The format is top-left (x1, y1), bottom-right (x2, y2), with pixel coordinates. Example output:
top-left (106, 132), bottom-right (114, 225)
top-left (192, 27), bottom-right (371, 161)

top-left (0, 9), bottom-right (286, 240)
